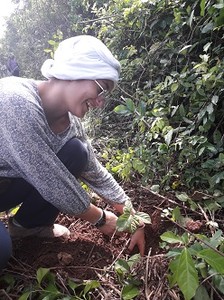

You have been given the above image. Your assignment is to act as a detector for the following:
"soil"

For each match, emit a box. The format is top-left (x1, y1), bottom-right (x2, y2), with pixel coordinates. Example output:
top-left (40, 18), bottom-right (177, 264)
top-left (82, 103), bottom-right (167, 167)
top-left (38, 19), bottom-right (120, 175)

top-left (0, 182), bottom-right (222, 299)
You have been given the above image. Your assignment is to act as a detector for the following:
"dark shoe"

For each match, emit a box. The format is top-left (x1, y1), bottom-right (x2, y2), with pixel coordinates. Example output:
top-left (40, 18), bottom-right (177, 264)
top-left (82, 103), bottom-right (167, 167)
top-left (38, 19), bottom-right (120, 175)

top-left (8, 217), bottom-right (70, 239)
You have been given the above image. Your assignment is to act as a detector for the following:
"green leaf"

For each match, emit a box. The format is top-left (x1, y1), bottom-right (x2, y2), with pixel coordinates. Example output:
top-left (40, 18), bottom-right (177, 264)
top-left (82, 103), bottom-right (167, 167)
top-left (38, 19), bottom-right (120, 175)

top-left (132, 158), bottom-right (145, 173)
top-left (114, 104), bottom-right (132, 115)
top-left (150, 185), bottom-right (160, 193)
top-left (193, 285), bottom-right (210, 300)
top-left (116, 213), bottom-right (133, 232)
top-left (213, 274), bottom-right (224, 294)
top-left (181, 232), bottom-right (189, 245)
top-left (18, 291), bottom-right (33, 300)
top-left (176, 248), bottom-right (199, 300)
top-left (196, 262), bottom-right (207, 278)
top-left (211, 171), bottom-right (224, 185)
top-left (45, 282), bottom-right (59, 293)
top-left (83, 280), bottom-right (100, 294)
top-left (208, 230), bottom-right (223, 248)
top-left (201, 22), bottom-right (214, 33)
top-left (213, 130), bottom-right (222, 144)
top-left (179, 104), bottom-right (186, 117)
top-left (160, 231), bottom-right (184, 244)
top-left (171, 82), bottom-right (179, 92)
top-left (198, 146), bottom-right (205, 156)
top-left (164, 129), bottom-right (173, 146)
top-left (212, 95), bottom-right (219, 105)
top-left (67, 278), bottom-right (81, 291)
top-left (188, 9), bottom-right (194, 28)
top-left (137, 101), bottom-right (146, 116)
top-left (203, 42), bottom-right (212, 52)
top-left (158, 143), bottom-right (168, 154)
top-left (213, 3), bottom-right (224, 8)
top-left (123, 200), bottom-right (134, 214)
top-left (127, 254), bottom-right (141, 268)
top-left (217, 195), bottom-right (224, 207)
top-left (206, 103), bottom-right (214, 114)
top-left (115, 259), bottom-right (130, 275)
top-left (197, 249), bottom-right (224, 274)
top-left (172, 207), bottom-right (182, 222)
top-left (116, 201), bottom-right (151, 233)
top-left (135, 211), bottom-right (151, 224)
top-left (175, 192), bottom-right (191, 202)
top-left (179, 44), bottom-right (192, 54)
top-left (121, 283), bottom-right (140, 300)
top-left (48, 39), bottom-right (56, 45)
top-left (0, 273), bottom-right (15, 287)
top-left (167, 248), bottom-right (182, 258)
top-left (37, 268), bottom-right (50, 285)
top-left (125, 98), bottom-right (135, 113)
top-left (42, 295), bottom-right (52, 300)
top-left (200, 0), bottom-right (206, 16)
top-left (169, 255), bottom-right (180, 286)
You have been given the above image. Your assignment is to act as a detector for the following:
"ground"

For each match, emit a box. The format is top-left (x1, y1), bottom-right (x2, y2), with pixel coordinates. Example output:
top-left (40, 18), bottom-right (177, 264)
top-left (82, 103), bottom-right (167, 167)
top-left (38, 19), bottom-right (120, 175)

top-left (0, 182), bottom-right (223, 299)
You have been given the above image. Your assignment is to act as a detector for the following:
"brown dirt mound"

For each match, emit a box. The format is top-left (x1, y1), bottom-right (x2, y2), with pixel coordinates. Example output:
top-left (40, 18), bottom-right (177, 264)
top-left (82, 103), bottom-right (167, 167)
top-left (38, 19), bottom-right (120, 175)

top-left (0, 183), bottom-right (178, 299)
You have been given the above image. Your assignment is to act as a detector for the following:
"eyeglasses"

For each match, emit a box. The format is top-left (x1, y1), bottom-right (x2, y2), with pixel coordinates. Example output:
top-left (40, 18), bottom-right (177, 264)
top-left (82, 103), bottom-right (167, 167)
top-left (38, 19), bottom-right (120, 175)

top-left (94, 80), bottom-right (110, 98)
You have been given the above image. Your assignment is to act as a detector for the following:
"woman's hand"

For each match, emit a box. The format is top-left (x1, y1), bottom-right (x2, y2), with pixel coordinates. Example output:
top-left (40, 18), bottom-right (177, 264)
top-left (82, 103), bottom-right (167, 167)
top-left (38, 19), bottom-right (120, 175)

top-left (97, 210), bottom-right (118, 236)
top-left (113, 202), bottom-right (146, 256)
top-left (128, 227), bottom-right (145, 256)
top-left (77, 204), bottom-right (146, 256)
top-left (98, 210), bottom-right (146, 256)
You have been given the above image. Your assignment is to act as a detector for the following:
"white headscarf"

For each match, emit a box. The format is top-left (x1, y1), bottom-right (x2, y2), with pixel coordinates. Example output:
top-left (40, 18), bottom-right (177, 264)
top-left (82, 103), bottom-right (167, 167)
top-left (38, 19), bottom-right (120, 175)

top-left (41, 35), bottom-right (121, 85)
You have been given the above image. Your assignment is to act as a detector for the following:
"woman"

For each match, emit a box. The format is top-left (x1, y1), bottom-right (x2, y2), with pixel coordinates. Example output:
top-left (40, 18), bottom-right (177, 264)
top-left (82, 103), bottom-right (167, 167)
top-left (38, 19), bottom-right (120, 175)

top-left (0, 35), bottom-right (145, 271)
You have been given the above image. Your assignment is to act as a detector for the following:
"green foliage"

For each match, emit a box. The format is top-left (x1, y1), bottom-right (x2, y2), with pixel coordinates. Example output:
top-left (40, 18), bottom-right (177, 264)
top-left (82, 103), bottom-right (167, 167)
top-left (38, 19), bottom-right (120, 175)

top-left (44, 30), bottom-right (64, 58)
top-left (1, 0), bottom-right (223, 195)
top-left (103, 147), bottom-right (146, 180)
top-left (172, 247), bottom-right (199, 300)
top-left (1, 0), bottom-right (73, 78)
top-left (1, 0), bottom-right (224, 298)
top-left (0, 267), bottom-right (100, 299)
top-left (160, 228), bottom-right (224, 299)
top-left (16, 267), bottom-right (100, 300)
top-left (3, 0), bottom-right (223, 196)
top-left (80, 0), bottom-right (224, 196)
top-left (114, 254), bottom-right (142, 300)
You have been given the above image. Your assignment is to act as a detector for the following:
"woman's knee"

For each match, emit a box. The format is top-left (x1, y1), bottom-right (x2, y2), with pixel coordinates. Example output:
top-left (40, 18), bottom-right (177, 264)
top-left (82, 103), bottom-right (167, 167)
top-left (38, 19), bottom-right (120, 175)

top-left (57, 138), bottom-right (88, 177)
top-left (0, 221), bottom-right (12, 272)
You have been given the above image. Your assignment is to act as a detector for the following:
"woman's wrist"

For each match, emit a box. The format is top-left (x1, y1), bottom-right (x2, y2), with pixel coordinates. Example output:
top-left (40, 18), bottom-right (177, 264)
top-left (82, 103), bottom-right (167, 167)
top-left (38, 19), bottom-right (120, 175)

top-left (76, 204), bottom-right (105, 225)
top-left (92, 208), bottom-right (103, 225)
top-left (93, 208), bottom-right (107, 228)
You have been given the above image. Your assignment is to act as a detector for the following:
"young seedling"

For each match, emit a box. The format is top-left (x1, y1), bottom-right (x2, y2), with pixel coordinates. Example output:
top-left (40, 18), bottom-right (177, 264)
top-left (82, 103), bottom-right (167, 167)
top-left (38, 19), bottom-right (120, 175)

top-left (116, 200), bottom-right (151, 233)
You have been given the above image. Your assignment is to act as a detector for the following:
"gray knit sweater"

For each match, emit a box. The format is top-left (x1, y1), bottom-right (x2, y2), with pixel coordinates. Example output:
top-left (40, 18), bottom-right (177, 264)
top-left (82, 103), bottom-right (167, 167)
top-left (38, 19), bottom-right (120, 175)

top-left (0, 76), bottom-right (128, 215)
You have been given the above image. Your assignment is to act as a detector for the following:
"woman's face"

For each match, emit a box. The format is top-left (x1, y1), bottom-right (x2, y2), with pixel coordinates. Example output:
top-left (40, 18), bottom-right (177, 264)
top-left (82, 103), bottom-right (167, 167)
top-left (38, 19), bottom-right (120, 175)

top-left (64, 79), bottom-right (114, 118)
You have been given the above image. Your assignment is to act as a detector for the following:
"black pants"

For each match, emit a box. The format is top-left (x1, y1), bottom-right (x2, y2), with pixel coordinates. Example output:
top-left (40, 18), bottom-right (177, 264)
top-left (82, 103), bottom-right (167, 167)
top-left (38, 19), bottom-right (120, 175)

top-left (0, 137), bottom-right (88, 227)
top-left (0, 138), bottom-right (88, 271)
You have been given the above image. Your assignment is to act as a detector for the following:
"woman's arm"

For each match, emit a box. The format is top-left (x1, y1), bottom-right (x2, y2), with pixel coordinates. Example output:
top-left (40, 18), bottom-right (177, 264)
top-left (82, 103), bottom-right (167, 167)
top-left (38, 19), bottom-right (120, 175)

top-left (76, 202), bottom-right (146, 256)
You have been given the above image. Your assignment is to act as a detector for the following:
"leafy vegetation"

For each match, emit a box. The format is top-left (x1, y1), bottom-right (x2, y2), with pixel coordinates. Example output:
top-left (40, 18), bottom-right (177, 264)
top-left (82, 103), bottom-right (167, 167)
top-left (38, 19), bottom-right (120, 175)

top-left (99, 0), bottom-right (224, 196)
top-left (0, 267), bottom-right (100, 300)
top-left (160, 213), bottom-right (224, 300)
top-left (0, 0), bottom-right (224, 299)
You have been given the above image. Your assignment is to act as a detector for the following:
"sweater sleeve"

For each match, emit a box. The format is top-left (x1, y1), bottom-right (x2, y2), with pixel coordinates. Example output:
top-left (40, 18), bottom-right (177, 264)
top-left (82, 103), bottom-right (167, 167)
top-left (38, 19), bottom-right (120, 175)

top-left (0, 93), bottom-right (91, 215)
top-left (80, 141), bottom-right (129, 205)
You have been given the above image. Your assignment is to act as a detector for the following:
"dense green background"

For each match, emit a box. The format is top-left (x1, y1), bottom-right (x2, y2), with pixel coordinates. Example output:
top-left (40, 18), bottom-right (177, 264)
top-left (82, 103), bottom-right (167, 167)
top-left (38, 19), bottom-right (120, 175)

top-left (1, 0), bottom-right (224, 196)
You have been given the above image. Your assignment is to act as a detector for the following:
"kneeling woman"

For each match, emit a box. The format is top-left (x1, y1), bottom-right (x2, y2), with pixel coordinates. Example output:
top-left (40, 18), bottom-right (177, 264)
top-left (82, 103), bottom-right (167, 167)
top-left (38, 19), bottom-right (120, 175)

top-left (0, 35), bottom-right (145, 271)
